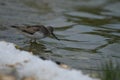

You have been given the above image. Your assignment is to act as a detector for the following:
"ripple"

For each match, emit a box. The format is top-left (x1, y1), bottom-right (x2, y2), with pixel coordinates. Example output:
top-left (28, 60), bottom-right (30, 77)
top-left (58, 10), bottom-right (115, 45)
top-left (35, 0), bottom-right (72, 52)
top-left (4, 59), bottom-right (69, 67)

top-left (66, 11), bottom-right (106, 19)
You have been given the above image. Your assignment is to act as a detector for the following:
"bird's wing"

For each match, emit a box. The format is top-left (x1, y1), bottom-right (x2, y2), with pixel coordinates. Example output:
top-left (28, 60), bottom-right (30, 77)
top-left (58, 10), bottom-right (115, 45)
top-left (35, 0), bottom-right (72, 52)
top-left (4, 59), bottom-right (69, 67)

top-left (21, 26), bottom-right (40, 34)
top-left (11, 25), bottom-right (40, 34)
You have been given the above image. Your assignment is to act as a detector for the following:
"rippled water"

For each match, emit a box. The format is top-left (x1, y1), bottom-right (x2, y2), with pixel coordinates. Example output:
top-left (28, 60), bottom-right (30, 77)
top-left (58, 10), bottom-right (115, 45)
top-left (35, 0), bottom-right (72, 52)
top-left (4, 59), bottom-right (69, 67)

top-left (0, 0), bottom-right (120, 73)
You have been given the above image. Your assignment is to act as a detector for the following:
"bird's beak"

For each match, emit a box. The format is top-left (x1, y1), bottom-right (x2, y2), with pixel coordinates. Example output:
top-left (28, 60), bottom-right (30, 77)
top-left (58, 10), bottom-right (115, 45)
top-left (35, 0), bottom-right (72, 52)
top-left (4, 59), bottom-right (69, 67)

top-left (51, 33), bottom-right (60, 40)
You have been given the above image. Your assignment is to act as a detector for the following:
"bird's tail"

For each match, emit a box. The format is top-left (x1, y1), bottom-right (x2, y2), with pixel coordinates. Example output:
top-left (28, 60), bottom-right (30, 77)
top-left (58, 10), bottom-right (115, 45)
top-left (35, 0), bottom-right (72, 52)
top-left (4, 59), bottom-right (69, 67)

top-left (11, 25), bottom-right (19, 28)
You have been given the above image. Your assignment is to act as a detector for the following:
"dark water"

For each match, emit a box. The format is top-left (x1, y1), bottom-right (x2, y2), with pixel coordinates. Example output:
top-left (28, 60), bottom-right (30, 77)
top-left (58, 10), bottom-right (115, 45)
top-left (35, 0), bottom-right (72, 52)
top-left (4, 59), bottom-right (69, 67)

top-left (0, 0), bottom-right (120, 74)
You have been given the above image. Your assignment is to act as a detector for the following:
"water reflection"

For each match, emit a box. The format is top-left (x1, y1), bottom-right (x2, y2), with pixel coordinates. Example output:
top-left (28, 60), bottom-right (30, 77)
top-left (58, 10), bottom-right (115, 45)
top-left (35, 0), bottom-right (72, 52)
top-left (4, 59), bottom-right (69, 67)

top-left (22, 41), bottom-right (54, 59)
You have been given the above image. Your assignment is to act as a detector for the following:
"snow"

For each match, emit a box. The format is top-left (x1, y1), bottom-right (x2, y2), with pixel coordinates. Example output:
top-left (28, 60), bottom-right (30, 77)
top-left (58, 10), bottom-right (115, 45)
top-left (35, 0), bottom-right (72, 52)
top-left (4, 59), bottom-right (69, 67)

top-left (0, 41), bottom-right (98, 80)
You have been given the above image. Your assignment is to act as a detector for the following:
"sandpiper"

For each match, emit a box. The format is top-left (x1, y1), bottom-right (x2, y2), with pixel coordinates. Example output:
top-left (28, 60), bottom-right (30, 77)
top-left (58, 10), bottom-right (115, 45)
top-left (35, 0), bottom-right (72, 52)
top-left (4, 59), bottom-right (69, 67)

top-left (11, 25), bottom-right (60, 40)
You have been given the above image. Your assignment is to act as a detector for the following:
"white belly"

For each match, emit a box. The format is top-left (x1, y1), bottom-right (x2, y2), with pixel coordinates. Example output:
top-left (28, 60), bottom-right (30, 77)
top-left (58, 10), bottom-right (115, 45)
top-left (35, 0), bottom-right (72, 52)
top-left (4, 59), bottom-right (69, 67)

top-left (22, 32), bottom-right (45, 39)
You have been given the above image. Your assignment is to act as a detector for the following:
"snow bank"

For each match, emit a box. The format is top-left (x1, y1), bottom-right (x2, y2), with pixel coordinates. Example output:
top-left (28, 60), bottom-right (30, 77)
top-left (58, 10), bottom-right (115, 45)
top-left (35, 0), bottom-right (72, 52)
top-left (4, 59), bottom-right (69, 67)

top-left (0, 41), bottom-right (98, 80)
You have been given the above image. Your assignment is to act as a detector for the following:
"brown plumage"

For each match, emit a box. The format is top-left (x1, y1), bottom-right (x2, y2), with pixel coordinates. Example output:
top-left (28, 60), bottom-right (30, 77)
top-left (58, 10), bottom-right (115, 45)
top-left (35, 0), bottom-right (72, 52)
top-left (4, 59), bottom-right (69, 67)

top-left (11, 25), bottom-right (60, 40)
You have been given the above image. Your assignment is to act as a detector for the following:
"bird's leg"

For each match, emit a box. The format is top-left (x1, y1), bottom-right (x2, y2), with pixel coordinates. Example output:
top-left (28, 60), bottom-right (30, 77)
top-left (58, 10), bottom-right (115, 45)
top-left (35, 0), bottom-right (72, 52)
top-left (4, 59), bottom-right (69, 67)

top-left (28, 39), bottom-right (36, 51)
top-left (29, 39), bottom-right (32, 43)
top-left (33, 38), bottom-right (37, 42)
top-left (29, 38), bottom-right (36, 43)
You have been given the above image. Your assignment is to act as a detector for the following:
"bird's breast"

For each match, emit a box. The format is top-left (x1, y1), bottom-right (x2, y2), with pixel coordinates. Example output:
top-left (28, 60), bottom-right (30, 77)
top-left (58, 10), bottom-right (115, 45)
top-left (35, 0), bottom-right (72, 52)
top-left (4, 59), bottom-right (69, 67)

top-left (33, 32), bottom-right (45, 39)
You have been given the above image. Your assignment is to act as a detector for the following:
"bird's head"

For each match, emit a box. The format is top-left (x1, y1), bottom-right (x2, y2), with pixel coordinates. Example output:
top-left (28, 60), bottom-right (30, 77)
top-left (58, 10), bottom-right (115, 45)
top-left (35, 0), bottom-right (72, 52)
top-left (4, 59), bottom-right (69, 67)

top-left (47, 26), bottom-right (60, 40)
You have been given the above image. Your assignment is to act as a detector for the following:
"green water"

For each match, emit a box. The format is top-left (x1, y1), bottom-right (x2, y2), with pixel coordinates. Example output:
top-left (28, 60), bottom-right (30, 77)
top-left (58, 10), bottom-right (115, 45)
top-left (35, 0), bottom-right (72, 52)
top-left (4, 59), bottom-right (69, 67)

top-left (0, 0), bottom-right (120, 77)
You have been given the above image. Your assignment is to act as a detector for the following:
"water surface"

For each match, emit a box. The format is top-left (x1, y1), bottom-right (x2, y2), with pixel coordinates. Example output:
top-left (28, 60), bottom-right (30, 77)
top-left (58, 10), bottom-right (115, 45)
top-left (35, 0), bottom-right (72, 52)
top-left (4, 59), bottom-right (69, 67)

top-left (0, 0), bottom-right (120, 74)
